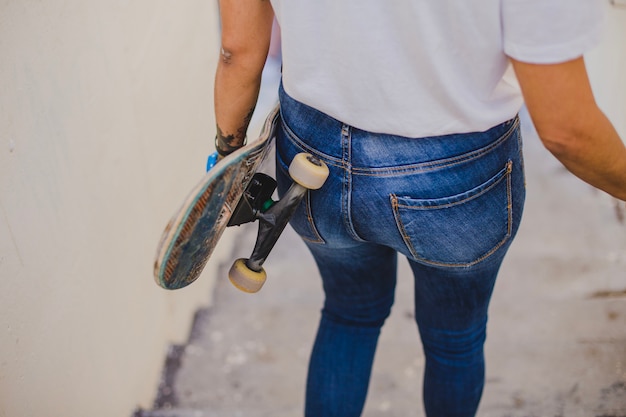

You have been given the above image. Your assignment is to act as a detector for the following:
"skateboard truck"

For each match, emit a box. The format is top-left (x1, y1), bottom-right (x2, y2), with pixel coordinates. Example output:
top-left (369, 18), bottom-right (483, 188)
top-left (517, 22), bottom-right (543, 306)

top-left (228, 153), bottom-right (329, 293)
top-left (228, 173), bottom-right (277, 227)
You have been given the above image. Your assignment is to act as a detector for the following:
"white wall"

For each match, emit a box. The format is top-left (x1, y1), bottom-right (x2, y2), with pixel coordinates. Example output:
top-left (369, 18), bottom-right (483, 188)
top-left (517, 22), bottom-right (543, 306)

top-left (0, 1), bottom-right (226, 416)
top-left (587, 1), bottom-right (626, 138)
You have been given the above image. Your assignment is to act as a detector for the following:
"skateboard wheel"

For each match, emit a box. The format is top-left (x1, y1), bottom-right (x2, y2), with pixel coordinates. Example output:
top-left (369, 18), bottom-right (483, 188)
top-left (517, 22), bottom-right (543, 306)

top-left (229, 258), bottom-right (267, 293)
top-left (288, 153), bottom-right (329, 190)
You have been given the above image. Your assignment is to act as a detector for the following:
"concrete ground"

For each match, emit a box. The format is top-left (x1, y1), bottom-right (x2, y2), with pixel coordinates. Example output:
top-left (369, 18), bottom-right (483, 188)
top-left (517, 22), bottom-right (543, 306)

top-left (135, 65), bottom-right (626, 416)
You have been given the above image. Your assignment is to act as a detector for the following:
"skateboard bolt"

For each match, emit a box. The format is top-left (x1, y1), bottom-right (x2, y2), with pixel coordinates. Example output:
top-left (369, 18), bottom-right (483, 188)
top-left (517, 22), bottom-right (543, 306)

top-left (306, 155), bottom-right (323, 167)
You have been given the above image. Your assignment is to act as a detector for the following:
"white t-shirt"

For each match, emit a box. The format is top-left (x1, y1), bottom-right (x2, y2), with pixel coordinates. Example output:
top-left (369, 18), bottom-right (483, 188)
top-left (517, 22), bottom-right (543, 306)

top-left (270, 0), bottom-right (604, 137)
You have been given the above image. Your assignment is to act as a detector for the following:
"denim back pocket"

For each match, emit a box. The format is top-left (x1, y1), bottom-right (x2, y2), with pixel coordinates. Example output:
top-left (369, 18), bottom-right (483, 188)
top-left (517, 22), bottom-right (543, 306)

top-left (275, 128), bottom-right (326, 244)
top-left (390, 160), bottom-right (513, 267)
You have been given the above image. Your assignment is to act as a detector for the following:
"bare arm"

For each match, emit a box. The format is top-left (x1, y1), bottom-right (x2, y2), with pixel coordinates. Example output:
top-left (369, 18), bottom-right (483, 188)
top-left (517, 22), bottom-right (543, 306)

top-left (510, 57), bottom-right (626, 201)
top-left (214, 0), bottom-right (274, 155)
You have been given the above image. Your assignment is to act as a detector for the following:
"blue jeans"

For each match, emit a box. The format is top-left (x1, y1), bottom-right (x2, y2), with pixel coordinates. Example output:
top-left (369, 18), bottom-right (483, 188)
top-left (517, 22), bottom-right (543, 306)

top-left (275, 85), bottom-right (525, 417)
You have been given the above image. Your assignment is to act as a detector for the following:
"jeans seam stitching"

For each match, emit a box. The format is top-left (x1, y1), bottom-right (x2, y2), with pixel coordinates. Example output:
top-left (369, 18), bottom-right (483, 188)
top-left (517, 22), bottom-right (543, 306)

top-left (280, 116), bottom-right (343, 168)
top-left (395, 161), bottom-right (511, 210)
top-left (300, 192), bottom-right (325, 244)
top-left (353, 116), bottom-right (519, 177)
top-left (342, 125), bottom-right (367, 243)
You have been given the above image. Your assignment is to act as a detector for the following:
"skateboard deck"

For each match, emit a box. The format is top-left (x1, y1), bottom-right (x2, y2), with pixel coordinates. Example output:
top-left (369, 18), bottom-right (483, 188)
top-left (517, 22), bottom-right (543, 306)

top-left (154, 105), bottom-right (280, 290)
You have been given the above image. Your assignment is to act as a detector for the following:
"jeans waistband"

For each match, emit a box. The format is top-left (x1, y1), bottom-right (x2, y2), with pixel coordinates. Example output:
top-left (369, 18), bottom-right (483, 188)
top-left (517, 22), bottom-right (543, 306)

top-left (278, 82), bottom-right (519, 168)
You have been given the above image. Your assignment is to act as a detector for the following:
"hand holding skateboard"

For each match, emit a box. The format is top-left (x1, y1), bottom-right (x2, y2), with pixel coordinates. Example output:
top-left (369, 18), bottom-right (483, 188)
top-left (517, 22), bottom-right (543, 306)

top-left (154, 106), bottom-right (329, 292)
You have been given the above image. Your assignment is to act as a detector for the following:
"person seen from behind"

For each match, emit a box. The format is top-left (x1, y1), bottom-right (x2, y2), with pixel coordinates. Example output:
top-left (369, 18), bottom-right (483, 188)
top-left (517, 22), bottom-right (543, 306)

top-left (213, 1), bottom-right (626, 416)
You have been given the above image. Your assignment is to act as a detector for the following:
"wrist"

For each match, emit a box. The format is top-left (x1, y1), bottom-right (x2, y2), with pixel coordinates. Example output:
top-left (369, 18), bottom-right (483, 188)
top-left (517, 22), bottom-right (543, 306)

top-left (215, 135), bottom-right (246, 157)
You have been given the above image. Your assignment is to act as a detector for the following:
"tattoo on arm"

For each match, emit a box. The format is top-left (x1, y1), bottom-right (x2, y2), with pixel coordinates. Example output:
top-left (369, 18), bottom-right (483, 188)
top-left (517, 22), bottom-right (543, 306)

top-left (216, 106), bottom-right (256, 154)
top-left (237, 107), bottom-right (255, 140)
top-left (216, 126), bottom-right (236, 146)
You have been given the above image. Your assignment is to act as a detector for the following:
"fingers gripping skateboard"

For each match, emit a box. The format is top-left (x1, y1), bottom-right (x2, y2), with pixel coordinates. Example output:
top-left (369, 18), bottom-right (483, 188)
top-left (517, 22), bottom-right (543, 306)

top-left (229, 153), bottom-right (329, 293)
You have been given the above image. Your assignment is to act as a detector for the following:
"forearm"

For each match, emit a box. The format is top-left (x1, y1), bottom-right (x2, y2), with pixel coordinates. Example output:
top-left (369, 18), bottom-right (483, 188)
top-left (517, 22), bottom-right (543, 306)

top-left (512, 57), bottom-right (626, 201)
top-left (214, 0), bottom-right (273, 155)
top-left (214, 56), bottom-right (264, 152)
top-left (542, 110), bottom-right (626, 201)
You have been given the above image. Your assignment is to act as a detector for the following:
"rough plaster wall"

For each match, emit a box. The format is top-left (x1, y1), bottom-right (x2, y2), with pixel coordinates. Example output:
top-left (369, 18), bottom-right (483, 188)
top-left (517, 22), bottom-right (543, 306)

top-left (0, 1), bottom-right (225, 416)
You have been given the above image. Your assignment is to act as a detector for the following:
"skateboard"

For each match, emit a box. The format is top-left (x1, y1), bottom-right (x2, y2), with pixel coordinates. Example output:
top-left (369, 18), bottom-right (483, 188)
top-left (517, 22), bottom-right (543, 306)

top-left (154, 105), bottom-right (329, 292)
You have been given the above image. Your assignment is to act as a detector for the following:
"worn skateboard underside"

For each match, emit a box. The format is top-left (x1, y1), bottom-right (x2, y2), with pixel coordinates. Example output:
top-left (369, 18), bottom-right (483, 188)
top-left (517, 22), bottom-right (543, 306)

top-left (154, 106), bottom-right (280, 290)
